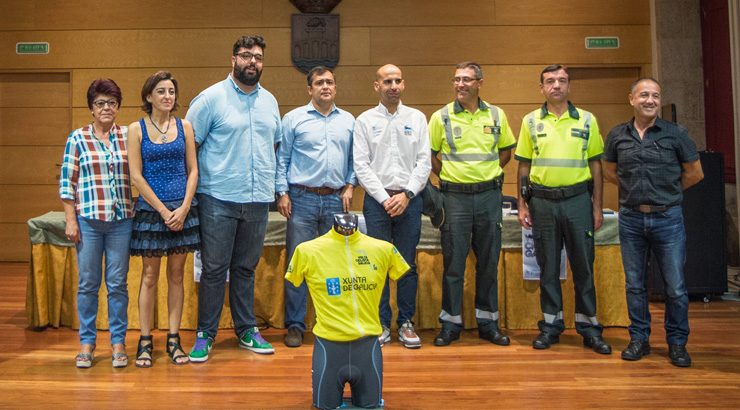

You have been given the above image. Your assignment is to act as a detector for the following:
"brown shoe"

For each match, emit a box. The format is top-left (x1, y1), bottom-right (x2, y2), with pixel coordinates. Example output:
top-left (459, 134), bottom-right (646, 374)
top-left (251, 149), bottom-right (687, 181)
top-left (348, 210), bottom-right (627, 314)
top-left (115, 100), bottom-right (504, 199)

top-left (284, 326), bottom-right (303, 348)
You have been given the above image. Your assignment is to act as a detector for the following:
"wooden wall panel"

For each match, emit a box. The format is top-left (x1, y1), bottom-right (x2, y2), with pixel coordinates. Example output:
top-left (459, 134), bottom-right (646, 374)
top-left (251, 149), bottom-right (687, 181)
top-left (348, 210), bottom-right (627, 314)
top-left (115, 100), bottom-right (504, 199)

top-left (0, 28), bottom-right (371, 70)
top-left (0, 185), bottom-right (60, 223)
top-left (369, 26), bottom-right (651, 66)
top-left (0, 73), bottom-right (69, 107)
top-left (0, 107), bottom-right (70, 145)
top-left (0, 147), bottom-right (61, 185)
top-left (0, 0), bottom-right (267, 30)
top-left (0, 224), bottom-right (30, 261)
top-left (494, 0), bottom-right (650, 25)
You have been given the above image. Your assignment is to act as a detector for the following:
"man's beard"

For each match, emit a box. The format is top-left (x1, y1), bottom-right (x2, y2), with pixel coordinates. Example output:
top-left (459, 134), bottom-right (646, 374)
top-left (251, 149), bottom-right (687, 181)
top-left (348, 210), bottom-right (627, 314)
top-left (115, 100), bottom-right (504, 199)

top-left (234, 64), bottom-right (262, 86)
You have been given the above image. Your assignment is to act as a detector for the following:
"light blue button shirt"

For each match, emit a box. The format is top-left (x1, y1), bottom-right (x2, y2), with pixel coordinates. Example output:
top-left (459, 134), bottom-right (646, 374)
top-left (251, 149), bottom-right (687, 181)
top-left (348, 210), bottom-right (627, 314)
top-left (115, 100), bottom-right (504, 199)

top-left (275, 101), bottom-right (356, 192)
top-left (186, 75), bottom-right (282, 203)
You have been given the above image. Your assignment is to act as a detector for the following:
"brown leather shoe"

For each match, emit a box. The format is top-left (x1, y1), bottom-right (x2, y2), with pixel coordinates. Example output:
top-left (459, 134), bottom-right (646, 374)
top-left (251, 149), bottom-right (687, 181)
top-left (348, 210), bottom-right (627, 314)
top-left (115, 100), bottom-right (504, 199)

top-left (284, 327), bottom-right (303, 348)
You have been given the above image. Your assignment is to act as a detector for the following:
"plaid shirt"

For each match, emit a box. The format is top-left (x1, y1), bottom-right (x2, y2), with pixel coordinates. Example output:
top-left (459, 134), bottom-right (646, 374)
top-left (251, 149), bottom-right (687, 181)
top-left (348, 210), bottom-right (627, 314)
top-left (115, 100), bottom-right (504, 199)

top-left (59, 124), bottom-right (134, 221)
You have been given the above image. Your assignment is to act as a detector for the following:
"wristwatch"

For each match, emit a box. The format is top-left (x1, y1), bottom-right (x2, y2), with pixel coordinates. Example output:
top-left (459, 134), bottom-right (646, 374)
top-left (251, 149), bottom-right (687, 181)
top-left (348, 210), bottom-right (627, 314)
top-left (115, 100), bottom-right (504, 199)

top-left (275, 191), bottom-right (287, 201)
top-left (404, 190), bottom-right (415, 199)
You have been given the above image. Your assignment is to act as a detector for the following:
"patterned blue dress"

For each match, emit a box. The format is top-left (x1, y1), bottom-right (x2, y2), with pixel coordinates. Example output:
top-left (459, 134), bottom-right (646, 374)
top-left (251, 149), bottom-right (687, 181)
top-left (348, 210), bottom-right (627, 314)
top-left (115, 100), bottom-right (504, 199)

top-left (130, 117), bottom-right (199, 256)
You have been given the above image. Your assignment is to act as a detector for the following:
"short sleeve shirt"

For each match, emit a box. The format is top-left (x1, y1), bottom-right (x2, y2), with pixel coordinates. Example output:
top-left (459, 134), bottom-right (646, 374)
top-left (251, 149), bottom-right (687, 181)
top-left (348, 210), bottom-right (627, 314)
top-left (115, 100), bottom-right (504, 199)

top-left (285, 229), bottom-right (409, 342)
top-left (515, 102), bottom-right (603, 187)
top-left (604, 117), bottom-right (699, 207)
top-left (428, 100), bottom-right (516, 184)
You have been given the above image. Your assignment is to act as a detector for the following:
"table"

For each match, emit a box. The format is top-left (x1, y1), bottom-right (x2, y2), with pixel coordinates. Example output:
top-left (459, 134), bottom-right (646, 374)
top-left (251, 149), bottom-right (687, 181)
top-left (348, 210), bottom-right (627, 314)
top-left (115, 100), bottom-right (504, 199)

top-left (27, 211), bottom-right (628, 330)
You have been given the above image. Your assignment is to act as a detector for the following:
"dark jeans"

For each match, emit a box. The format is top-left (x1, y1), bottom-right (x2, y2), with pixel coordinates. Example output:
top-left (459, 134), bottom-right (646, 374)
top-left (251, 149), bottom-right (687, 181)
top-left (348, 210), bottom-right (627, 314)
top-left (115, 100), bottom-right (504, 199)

top-left (284, 186), bottom-right (343, 331)
top-left (619, 205), bottom-right (689, 345)
top-left (363, 194), bottom-right (422, 327)
top-left (196, 193), bottom-right (268, 338)
top-left (529, 191), bottom-right (602, 338)
top-left (439, 188), bottom-right (502, 332)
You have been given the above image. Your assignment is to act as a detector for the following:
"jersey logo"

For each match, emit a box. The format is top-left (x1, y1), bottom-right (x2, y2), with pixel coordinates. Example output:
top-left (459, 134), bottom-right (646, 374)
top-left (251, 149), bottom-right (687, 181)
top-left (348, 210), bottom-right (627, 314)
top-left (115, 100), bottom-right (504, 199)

top-left (404, 125), bottom-right (413, 136)
top-left (355, 255), bottom-right (370, 265)
top-left (326, 278), bottom-right (341, 296)
top-left (453, 126), bottom-right (462, 139)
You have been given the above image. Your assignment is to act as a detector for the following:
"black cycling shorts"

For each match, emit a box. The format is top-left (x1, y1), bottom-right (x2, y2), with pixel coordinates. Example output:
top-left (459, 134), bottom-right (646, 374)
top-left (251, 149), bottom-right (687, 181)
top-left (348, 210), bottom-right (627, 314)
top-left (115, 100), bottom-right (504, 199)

top-left (312, 335), bottom-right (383, 409)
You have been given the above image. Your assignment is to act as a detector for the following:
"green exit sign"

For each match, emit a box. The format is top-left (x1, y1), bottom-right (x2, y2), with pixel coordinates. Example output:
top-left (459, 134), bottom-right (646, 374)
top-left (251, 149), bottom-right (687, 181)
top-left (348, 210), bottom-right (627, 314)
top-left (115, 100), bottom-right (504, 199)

top-left (16, 42), bottom-right (49, 54)
top-left (585, 37), bottom-right (619, 49)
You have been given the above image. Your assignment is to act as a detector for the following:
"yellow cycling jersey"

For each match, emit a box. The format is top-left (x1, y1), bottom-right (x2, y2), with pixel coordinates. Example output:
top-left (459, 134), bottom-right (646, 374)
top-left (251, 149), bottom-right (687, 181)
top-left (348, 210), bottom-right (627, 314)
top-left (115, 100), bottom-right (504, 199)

top-left (285, 228), bottom-right (409, 342)
top-left (515, 102), bottom-right (603, 187)
top-left (429, 99), bottom-right (517, 184)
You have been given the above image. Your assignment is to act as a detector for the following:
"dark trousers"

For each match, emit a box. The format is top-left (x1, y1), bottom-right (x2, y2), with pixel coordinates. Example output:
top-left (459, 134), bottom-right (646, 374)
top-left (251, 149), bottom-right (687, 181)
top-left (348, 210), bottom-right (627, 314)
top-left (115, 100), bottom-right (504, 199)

top-left (529, 191), bottom-right (602, 337)
top-left (439, 188), bottom-right (503, 332)
top-left (196, 193), bottom-right (268, 338)
top-left (363, 194), bottom-right (422, 327)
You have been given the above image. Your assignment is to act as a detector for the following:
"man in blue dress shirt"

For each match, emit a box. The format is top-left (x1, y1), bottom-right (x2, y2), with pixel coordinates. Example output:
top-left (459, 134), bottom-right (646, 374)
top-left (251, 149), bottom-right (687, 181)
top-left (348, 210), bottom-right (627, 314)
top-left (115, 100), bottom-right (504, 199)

top-left (186, 35), bottom-right (282, 362)
top-left (276, 66), bottom-right (356, 347)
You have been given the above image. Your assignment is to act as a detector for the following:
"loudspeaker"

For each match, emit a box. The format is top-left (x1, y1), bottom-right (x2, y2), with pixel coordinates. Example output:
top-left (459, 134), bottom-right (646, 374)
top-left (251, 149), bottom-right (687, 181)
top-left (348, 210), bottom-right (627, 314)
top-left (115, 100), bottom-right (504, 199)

top-left (649, 151), bottom-right (728, 297)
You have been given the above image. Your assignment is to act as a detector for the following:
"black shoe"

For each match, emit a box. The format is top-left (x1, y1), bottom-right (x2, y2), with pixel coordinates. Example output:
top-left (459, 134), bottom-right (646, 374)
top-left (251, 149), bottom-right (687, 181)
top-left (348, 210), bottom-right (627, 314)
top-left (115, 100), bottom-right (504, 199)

top-left (479, 329), bottom-right (510, 346)
top-left (532, 332), bottom-right (559, 349)
top-left (668, 344), bottom-right (692, 367)
top-left (433, 329), bottom-right (460, 346)
top-left (621, 340), bottom-right (651, 361)
top-left (430, 207), bottom-right (445, 229)
top-left (284, 327), bottom-right (303, 348)
top-left (583, 335), bottom-right (612, 355)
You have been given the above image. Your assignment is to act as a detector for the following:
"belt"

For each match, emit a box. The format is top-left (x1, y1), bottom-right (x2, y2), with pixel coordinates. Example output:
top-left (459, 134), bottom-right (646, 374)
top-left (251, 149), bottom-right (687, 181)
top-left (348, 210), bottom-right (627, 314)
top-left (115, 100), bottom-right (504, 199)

top-left (291, 184), bottom-right (341, 196)
top-left (630, 204), bottom-right (674, 213)
top-left (530, 181), bottom-right (589, 200)
top-left (440, 177), bottom-right (502, 194)
top-left (385, 189), bottom-right (404, 197)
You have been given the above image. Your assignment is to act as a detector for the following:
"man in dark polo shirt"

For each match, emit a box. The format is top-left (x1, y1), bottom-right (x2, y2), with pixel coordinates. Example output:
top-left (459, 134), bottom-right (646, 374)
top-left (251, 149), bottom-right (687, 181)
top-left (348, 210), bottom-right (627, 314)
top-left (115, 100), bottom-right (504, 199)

top-left (604, 77), bottom-right (704, 367)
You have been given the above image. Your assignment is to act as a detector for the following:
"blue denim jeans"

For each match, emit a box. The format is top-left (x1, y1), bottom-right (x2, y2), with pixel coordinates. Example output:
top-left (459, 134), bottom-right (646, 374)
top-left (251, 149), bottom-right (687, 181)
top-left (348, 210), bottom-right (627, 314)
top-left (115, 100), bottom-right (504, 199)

top-left (363, 194), bottom-right (422, 327)
top-left (197, 193), bottom-right (269, 338)
top-left (75, 216), bottom-right (132, 345)
top-left (619, 205), bottom-right (690, 345)
top-left (284, 186), bottom-right (343, 331)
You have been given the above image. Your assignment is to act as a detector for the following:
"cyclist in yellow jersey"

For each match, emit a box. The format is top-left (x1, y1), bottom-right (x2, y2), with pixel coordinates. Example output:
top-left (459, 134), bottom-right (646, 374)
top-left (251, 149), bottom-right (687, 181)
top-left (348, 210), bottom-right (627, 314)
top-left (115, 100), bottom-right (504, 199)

top-left (286, 213), bottom-right (409, 409)
top-left (515, 64), bottom-right (611, 355)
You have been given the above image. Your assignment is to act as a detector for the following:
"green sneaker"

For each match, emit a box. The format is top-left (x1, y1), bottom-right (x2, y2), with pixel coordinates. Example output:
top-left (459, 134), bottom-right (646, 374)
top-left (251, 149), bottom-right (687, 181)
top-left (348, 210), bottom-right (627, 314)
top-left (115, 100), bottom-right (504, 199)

top-left (189, 331), bottom-right (213, 363)
top-left (238, 327), bottom-right (274, 354)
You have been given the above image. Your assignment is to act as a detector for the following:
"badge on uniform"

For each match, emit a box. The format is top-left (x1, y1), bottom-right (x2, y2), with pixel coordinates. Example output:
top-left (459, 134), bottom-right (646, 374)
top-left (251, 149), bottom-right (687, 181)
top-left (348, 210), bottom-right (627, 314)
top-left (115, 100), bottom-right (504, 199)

top-left (483, 125), bottom-right (501, 135)
top-left (571, 128), bottom-right (588, 139)
top-left (403, 125), bottom-right (412, 136)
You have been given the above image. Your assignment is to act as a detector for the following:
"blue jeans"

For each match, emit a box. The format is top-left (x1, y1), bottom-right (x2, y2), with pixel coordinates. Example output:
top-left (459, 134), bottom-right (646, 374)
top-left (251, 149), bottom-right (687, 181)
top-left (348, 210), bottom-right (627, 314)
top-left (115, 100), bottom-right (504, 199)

top-left (284, 186), bottom-right (343, 331)
top-left (75, 216), bottom-right (132, 345)
top-left (363, 194), bottom-right (422, 327)
top-left (197, 193), bottom-right (268, 338)
top-left (619, 205), bottom-right (690, 345)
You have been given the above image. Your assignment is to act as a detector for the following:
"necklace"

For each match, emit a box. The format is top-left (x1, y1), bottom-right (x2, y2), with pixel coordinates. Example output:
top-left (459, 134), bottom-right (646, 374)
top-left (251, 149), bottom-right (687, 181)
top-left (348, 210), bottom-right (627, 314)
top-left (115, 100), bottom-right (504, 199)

top-left (148, 114), bottom-right (171, 143)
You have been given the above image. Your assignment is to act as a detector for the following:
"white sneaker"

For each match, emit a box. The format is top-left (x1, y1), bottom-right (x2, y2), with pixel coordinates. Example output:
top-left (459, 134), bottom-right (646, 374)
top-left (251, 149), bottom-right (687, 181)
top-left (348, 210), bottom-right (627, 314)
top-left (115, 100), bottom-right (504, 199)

top-left (378, 326), bottom-right (391, 346)
top-left (398, 321), bottom-right (421, 349)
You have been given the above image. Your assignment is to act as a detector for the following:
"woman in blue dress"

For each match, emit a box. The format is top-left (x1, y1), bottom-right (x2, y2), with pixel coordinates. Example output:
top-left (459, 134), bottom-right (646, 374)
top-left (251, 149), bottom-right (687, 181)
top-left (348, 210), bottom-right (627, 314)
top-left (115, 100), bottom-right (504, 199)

top-left (128, 71), bottom-right (199, 367)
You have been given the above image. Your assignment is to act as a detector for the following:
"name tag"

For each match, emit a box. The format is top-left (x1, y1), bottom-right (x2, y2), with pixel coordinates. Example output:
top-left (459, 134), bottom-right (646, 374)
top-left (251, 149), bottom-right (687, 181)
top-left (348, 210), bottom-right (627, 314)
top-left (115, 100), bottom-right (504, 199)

top-left (483, 125), bottom-right (501, 135)
top-left (571, 128), bottom-right (588, 139)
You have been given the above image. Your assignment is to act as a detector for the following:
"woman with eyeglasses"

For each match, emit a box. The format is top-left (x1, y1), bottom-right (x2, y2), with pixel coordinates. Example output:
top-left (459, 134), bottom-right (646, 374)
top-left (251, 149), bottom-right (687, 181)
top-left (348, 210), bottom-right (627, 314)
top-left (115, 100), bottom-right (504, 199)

top-left (59, 78), bottom-right (134, 369)
top-left (128, 71), bottom-right (199, 367)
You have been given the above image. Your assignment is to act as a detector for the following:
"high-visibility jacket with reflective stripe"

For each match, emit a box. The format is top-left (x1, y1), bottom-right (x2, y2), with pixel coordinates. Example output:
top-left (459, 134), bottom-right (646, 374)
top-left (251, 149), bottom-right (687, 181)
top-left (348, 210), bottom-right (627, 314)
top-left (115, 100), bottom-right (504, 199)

top-left (515, 104), bottom-right (603, 187)
top-left (429, 100), bottom-right (517, 184)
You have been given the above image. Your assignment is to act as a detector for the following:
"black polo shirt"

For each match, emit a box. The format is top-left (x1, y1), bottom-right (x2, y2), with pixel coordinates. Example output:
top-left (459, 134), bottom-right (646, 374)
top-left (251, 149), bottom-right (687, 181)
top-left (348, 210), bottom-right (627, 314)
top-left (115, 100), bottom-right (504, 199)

top-left (604, 117), bottom-right (699, 208)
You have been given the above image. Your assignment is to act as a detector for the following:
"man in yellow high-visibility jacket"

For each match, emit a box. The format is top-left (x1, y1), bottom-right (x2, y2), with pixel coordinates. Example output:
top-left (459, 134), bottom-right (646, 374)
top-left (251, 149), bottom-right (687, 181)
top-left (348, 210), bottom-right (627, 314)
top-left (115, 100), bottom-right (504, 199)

top-left (516, 64), bottom-right (611, 355)
top-left (428, 61), bottom-right (517, 347)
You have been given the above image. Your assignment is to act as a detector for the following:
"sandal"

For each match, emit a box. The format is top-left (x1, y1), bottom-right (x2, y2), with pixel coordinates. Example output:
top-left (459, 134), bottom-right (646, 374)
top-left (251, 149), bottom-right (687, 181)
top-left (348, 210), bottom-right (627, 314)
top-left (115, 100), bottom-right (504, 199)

top-left (111, 344), bottom-right (128, 368)
top-left (166, 333), bottom-right (190, 365)
top-left (75, 344), bottom-right (96, 368)
top-left (135, 335), bottom-right (154, 368)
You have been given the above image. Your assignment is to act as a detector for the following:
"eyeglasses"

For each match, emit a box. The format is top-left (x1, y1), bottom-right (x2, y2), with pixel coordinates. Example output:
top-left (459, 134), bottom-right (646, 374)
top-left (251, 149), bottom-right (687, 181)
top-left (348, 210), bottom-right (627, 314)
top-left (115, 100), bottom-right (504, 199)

top-left (452, 77), bottom-right (480, 85)
top-left (235, 51), bottom-right (264, 62)
top-left (92, 99), bottom-right (119, 109)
